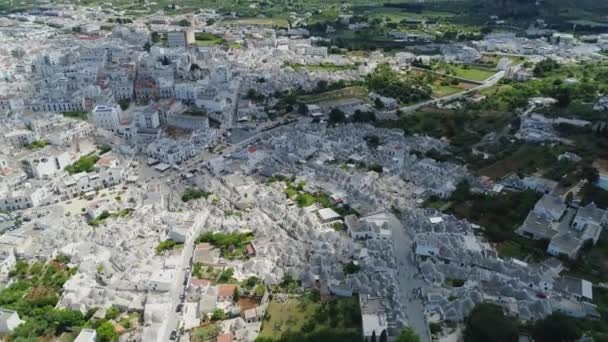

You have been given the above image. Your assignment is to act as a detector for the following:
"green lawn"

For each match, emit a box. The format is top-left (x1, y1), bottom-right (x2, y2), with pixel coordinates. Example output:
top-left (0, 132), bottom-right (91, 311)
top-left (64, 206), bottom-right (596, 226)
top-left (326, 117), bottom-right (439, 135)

top-left (65, 154), bottom-right (100, 174)
top-left (62, 111), bottom-right (89, 120)
top-left (285, 63), bottom-right (356, 72)
top-left (258, 296), bottom-right (362, 342)
top-left (223, 17), bottom-right (289, 27)
top-left (450, 65), bottom-right (495, 82)
top-left (298, 86), bottom-right (369, 104)
top-left (478, 144), bottom-right (565, 180)
top-left (496, 236), bottom-right (550, 261)
top-left (432, 84), bottom-right (463, 97)
top-left (89, 209), bottom-right (133, 227)
top-left (567, 19), bottom-right (608, 27)
top-left (194, 32), bottom-right (225, 46)
top-left (192, 324), bottom-right (220, 342)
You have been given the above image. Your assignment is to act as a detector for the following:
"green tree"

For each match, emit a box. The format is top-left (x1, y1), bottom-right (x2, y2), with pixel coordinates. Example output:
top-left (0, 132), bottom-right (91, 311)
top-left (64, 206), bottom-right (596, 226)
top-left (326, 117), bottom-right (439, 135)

top-left (97, 321), bottom-right (118, 342)
top-left (177, 19), bottom-right (191, 27)
top-left (47, 309), bottom-right (85, 335)
top-left (218, 268), bottom-right (234, 282)
top-left (580, 166), bottom-right (600, 183)
top-left (371, 330), bottom-right (377, 342)
top-left (233, 287), bottom-right (240, 302)
top-left (316, 80), bottom-right (328, 92)
top-left (254, 284), bottom-right (266, 297)
top-left (464, 304), bottom-right (518, 342)
top-left (105, 306), bottom-right (120, 320)
top-left (380, 329), bottom-right (388, 342)
top-left (531, 313), bottom-right (580, 342)
top-left (211, 308), bottom-right (226, 321)
top-left (565, 192), bottom-right (573, 205)
top-left (151, 31), bottom-right (160, 43)
top-left (374, 97), bottom-right (385, 110)
top-left (118, 99), bottom-right (130, 111)
top-left (397, 327), bottom-right (420, 342)
top-left (328, 108), bottom-right (346, 126)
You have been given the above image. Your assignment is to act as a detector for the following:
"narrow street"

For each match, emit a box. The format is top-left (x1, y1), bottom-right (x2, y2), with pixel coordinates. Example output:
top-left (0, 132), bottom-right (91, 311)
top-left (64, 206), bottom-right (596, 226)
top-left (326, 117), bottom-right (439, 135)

top-left (389, 215), bottom-right (431, 342)
top-left (161, 211), bottom-right (209, 342)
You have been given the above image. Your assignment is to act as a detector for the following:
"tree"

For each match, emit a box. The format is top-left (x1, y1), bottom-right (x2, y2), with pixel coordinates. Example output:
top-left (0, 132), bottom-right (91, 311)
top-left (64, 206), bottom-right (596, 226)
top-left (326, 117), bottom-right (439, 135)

top-left (254, 284), bottom-right (266, 297)
top-left (397, 327), bottom-right (420, 342)
top-left (151, 31), bottom-right (161, 43)
top-left (580, 166), bottom-right (600, 183)
top-left (553, 85), bottom-right (572, 107)
top-left (118, 99), bottom-right (130, 111)
top-left (105, 306), bottom-right (120, 320)
top-left (297, 103), bottom-right (308, 115)
top-left (364, 134), bottom-right (381, 149)
top-left (565, 192), bottom-right (573, 205)
top-left (380, 329), bottom-right (388, 342)
top-left (316, 80), bottom-right (328, 92)
top-left (246, 88), bottom-right (258, 100)
top-left (143, 42), bottom-right (151, 52)
top-left (328, 108), bottom-right (346, 126)
top-left (374, 97), bottom-right (385, 110)
top-left (451, 181), bottom-right (471, 203)
top-left (531, 313), bottom-right (580, 342)
top-left (97, 321), bottom-right (118, 342)
top-left (233, 287), bottom-right (240, 302)
top-left (464, 304), bottom-right (518, 342)
top-left (47, 309), bottom-right (85, 335)
top-left (211, 308), bottom-right (226, 321)
top-left (371, 330), bottom-right (377, 342)
top-left (177, 19), bottom-right (191, 27)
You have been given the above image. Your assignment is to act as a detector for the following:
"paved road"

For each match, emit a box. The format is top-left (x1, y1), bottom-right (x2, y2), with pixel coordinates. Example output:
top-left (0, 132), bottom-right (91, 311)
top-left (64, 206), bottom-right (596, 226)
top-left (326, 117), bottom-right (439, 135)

top-left (161, 211), bottom-right (209, 342)
top-left (397, 70), bottom-right (505, 114)
top-left (389, 215), bottom-right (431, 342)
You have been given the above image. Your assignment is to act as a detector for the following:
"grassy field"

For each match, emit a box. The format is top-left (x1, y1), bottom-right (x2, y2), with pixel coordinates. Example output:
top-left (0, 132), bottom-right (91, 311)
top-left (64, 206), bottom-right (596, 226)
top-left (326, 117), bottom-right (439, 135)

top-left (496, 236), bottom-right (550, 261)
top-left (298, 86), bottom-right (369, 104)
top-left (431, 63), bottom-right (496, 82)
top-left (355, 6), bottom-right (455, 22)
top-left (258, 296), bottom-right (362, 342)
top-left (450, 65), bottom-right (496, 82)
top-left (194, 33), bottom-right (225, 46)
top-left (432, 84), bottom-right (463, 97)
top-left (567, 19), bottom-right (608, 27)
top-left (478, 144), bottom-right (560, 180)
top-left (285, 63), bottom-right (357, 72)
top-left (223, 17), bottom-right (290, 27)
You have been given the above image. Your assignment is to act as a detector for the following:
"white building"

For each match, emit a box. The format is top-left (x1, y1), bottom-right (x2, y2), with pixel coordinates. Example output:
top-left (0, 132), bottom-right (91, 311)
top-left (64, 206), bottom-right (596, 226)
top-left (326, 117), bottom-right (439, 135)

top-left (0, 309), bottom-right (23, 334)
top-left (4, 130), bottom-right (38, 148)
top-left (21, 148), bottom-right (71, 179)
top-left (360, 295), bottom-right (388, 341)
top-left (138, 109), bottom-right (161, 129)
top-left (45, 121), bottom-right (94, 146)
top-left (74, 328), bottom-right (97, 342)
top-left (167, 30), bottom-right (195, 48)
top-left (92, 106), bottom-right (121, 132)
top-left (0, 184), bottom-right (54, 211)
top-left (56, 168), bottom-right (125, 200)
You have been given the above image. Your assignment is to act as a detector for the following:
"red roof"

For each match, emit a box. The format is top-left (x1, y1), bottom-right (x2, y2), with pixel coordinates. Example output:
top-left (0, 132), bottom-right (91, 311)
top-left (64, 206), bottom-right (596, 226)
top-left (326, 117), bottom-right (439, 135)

top-left (247, 146), bottom-right (257, 154)
top-left (217, 333), bottom-right (233, 342)
top-left (217, 284), bottom-right (238, 298)
top-left (190, 278), bottom-right (211, 288)
top-left (195, 242), bottom-right (212, 250)
top-left (246, 243), bottom-right (255, 256)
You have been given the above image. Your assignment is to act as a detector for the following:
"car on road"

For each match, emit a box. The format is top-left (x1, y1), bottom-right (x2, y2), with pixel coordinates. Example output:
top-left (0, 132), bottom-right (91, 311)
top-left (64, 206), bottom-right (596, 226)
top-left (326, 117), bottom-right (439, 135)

top-left (170, 330), bottom-right (177, 340)
top-left (176, 303), bottom-right (183, 312)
